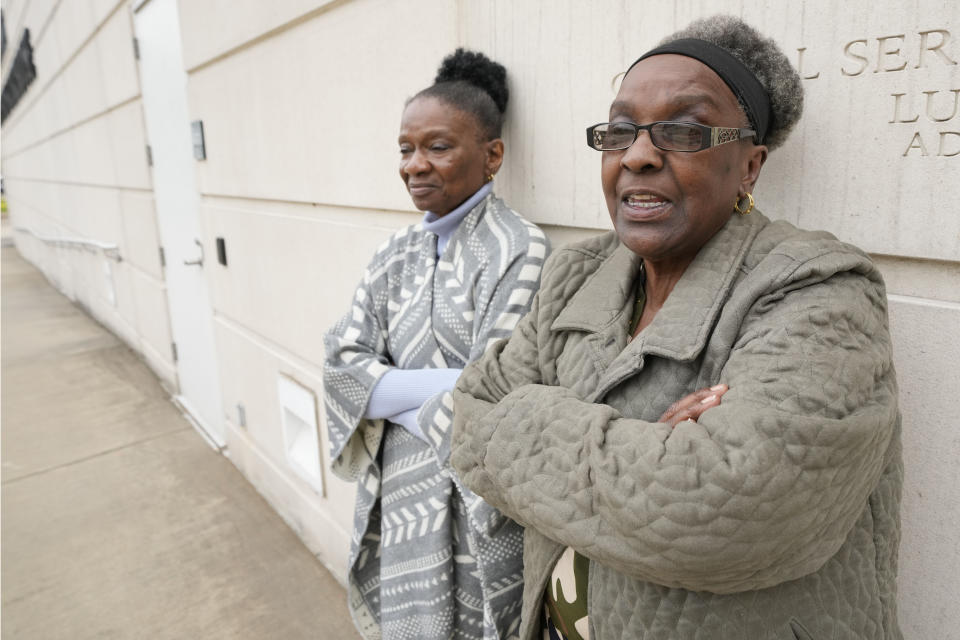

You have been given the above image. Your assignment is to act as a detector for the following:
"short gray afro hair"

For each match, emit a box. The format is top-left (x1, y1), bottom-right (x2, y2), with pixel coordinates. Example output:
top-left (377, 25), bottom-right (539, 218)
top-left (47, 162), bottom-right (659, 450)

top-left (662, 15), bottom-right (803, 151)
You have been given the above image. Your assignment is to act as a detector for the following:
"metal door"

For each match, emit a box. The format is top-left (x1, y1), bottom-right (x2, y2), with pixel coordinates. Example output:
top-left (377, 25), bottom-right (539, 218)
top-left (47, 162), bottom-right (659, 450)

top-left (134, 0), bottom-right (224, 446)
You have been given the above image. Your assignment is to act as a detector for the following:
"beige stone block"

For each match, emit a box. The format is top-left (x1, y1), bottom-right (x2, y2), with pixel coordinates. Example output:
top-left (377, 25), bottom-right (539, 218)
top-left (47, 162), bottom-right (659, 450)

top-left (29, 0), bottom-right (124, 141)
top-left (889, 297), bottom-right (960, 637)
top-left (874, 255), bottom-right (960, 303)
top-left (119, 190), bottom-right (164, 279)
top-left (2, 1), bottom-right (28, 39)
top-left (65, 116), bottom-right (117, 186)
top-left (16, 0), bottom-right (61, 47)
top-left (224, 419), bottom-right (353, 585)
top-left (58, 27), bottom-right (109, 133)
top-left (129, 266), bottom-right (174, 372)
top-left (462, 1), bottom-right (627, 231)
top-left (29, 26), bottom-right (64, 92)
top-left (88, 256), bottom-right (140, 348)
top-left (203, 198), bottom-right (416, 365)
top-left (90, 0), bottom-right (123, 29)
top-left (54, 184), bottom-right (124, 245)
top-left (50, 0), bottom-right (98, 69)
top-left (212, 318), bottom-right (356, 575)
top-left (94, 5), bottom-right (140, 111)
top-left (0, 88), bottom-right (47, 156)
top-left (178, 0), bottom-right (334, 71)
top-left (187, 0), bottom-right (456, 210)
top-left (106, 100), bottom-right (152, 189)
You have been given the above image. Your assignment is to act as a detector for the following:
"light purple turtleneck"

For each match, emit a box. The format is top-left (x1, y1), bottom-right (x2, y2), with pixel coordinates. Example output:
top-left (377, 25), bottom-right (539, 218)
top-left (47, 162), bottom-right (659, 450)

top-left (421, 181), bottom-right (493, 257)
top-left (364, 182), bottom-right (493, 440)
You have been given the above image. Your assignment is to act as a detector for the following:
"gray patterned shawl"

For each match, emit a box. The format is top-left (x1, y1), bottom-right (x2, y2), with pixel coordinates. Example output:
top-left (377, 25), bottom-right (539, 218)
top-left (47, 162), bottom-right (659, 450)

top-left (324, 193), bottom-right (548, 640)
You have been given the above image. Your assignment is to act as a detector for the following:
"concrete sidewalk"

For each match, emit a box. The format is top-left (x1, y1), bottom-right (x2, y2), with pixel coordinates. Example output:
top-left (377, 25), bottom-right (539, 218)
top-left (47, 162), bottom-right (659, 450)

top-left (1, 243), bottom-right (358, 639)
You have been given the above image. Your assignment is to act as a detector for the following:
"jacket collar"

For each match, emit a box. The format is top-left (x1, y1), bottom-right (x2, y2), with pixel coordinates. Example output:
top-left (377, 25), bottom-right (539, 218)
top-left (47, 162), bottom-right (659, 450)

top-left (551, 239), bottom-right (642, 332)
top-left (553, 212), bottom-right (767, 364)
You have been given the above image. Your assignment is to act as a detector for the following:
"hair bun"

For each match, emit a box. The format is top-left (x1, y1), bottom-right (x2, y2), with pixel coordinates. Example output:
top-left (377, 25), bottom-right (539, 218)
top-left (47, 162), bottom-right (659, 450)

top-left (435, 48), bottom-right (509, 114)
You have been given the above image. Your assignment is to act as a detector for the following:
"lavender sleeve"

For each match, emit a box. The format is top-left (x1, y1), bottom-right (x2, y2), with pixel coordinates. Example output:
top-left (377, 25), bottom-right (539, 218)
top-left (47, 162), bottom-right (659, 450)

top-left (364, 368), bottom-right (463, 419)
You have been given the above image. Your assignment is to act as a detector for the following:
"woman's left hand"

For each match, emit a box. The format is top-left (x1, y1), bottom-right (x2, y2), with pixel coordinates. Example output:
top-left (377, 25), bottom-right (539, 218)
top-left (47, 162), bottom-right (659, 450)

top-left (658, 384), bottom-right (729, 428)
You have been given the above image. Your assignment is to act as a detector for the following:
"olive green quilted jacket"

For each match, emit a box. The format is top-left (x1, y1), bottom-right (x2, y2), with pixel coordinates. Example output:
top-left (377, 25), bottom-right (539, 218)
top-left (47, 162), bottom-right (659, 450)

top-left (451, 211), bottom-right (902, 639)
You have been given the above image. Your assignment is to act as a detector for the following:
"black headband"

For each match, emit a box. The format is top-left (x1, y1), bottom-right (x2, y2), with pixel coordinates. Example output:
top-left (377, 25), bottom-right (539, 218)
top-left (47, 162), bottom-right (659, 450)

top-left (629, 38), bottom-right (771, 144)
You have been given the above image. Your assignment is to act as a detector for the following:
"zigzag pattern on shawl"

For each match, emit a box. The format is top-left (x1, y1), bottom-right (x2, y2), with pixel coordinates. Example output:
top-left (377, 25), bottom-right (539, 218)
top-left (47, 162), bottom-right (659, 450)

top-left (323, 194), bottom-right (547, 639)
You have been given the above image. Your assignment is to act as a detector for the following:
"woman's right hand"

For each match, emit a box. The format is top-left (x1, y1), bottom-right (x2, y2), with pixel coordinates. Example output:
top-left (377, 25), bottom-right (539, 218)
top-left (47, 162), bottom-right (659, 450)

top-left (658, 384), bottom-right (729, 428)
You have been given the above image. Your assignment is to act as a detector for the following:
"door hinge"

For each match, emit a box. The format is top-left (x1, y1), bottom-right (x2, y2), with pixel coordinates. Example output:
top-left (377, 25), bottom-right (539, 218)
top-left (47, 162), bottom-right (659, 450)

top-left (145, 144), bottom-right (153, 166)
top-left (190, 120), bottom-right (206, 160)
top-left (171, 342), bottom-right (178, 362)
top-left (158, 246), bottom-right (165, 267)
top-left (132, 37), bottom-right (140, 60)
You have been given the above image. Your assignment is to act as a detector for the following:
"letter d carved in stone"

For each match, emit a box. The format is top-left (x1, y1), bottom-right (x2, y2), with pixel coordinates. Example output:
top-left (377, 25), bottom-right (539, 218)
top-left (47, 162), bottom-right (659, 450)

top-left (938, 131), bottom-right (960, 157)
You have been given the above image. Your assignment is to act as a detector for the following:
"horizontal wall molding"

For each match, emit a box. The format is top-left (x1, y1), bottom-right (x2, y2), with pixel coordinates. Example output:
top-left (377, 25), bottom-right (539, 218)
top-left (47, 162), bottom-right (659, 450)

top-left (2, 0), bottom-right (127, 131)
top-left (4, 175), bottom-right (152, 193)
top-left (214, 312), bottom-right (324, 383)
top-left (3, 94), bottom-right (142, 159)
top-left (184, 0), bottom-right (350, 75)
top-left (887, 294), bottom-right (960, 312)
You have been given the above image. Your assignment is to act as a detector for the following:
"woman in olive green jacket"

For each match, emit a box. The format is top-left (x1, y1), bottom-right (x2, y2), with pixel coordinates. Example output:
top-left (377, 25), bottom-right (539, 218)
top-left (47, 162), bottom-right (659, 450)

top-left (450, 15), bottom-right (901, 640)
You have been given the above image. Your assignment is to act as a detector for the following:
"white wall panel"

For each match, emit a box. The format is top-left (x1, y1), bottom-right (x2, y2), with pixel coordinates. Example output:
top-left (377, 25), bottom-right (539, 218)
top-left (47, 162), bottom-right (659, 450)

top-left (91, 256), bottom-right (140, 347)
top-left (187, 0), bottom-right (456, 211)
top-left (65, 115), bottom-right (117, 185)
top-left (130, 267), bottom-right (174, 373)
top-left (213, 317), bottom-right (355, 576)
top-left (4, 2), bottom-right (133, 155)
top-left (58, 25), bottom-right (109, 132)
top-left (90, 0), bottom-right (124, 31)
top-left (5, 0), bottom-right (90, 131)
top-left (119, 190), bottom-right (164, 280)
top-left (177, 0), bottom-right (338, 71)
top-left (889, 298), bottom-right (960, 637)
top-left (94, 6), bottom-right (140, 111)
top-left (56, 184), bottom-right (123, 245)
top-left (11, 100), bottom-right (152, 188)
top-left (1, 1), bottom-right (29, 42)
top-left (48, 0), bottom-right (98, 70)
top-left (203, 198), bottom-right (417, 365)
top-left (106, 100), bottom-right (152, 189)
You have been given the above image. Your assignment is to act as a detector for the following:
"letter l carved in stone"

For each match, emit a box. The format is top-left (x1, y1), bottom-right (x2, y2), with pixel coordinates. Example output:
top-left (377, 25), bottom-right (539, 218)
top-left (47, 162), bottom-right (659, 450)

top-left (890, 93), bottom-right (920, 123)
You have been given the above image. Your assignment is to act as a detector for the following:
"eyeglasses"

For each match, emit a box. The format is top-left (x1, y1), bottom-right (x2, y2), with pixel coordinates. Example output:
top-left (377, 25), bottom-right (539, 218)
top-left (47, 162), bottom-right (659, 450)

top-left (586, 121), bottom-right (757, 152)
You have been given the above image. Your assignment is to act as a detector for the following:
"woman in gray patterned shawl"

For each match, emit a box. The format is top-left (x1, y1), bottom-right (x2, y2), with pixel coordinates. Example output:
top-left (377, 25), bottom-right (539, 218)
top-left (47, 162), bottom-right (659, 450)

top-left (324, 49), bottom-right (549, 640)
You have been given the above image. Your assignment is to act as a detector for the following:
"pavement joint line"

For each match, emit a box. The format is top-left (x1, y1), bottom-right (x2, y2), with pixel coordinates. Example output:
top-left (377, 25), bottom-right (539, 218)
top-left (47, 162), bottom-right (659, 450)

top-left (1, 426), bottom-right (192, 486)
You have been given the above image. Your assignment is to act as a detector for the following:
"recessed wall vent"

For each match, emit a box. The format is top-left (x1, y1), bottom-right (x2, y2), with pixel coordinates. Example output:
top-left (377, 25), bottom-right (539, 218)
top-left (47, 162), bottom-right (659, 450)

top-left (277, 375), bottom-right (325, 496)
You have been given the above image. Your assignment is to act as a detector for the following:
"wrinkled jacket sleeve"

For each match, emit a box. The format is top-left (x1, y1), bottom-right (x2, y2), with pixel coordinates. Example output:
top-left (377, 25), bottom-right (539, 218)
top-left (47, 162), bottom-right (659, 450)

top-left (323, 250), bottom-right (392, 482)
top-left (451, 254), bottom-right (898, 594)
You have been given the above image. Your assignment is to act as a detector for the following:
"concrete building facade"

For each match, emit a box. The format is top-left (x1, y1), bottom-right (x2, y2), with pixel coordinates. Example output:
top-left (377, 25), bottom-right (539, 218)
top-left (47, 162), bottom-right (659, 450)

top-left (2, 1), bottom-right (957, 636)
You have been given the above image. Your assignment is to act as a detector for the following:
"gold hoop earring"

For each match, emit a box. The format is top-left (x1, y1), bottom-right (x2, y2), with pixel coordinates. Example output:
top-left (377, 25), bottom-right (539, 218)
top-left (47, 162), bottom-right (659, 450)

top-left (486, 173), bottom-right (494, 183)
top-left (734, 192), bottom-right (755, 215)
